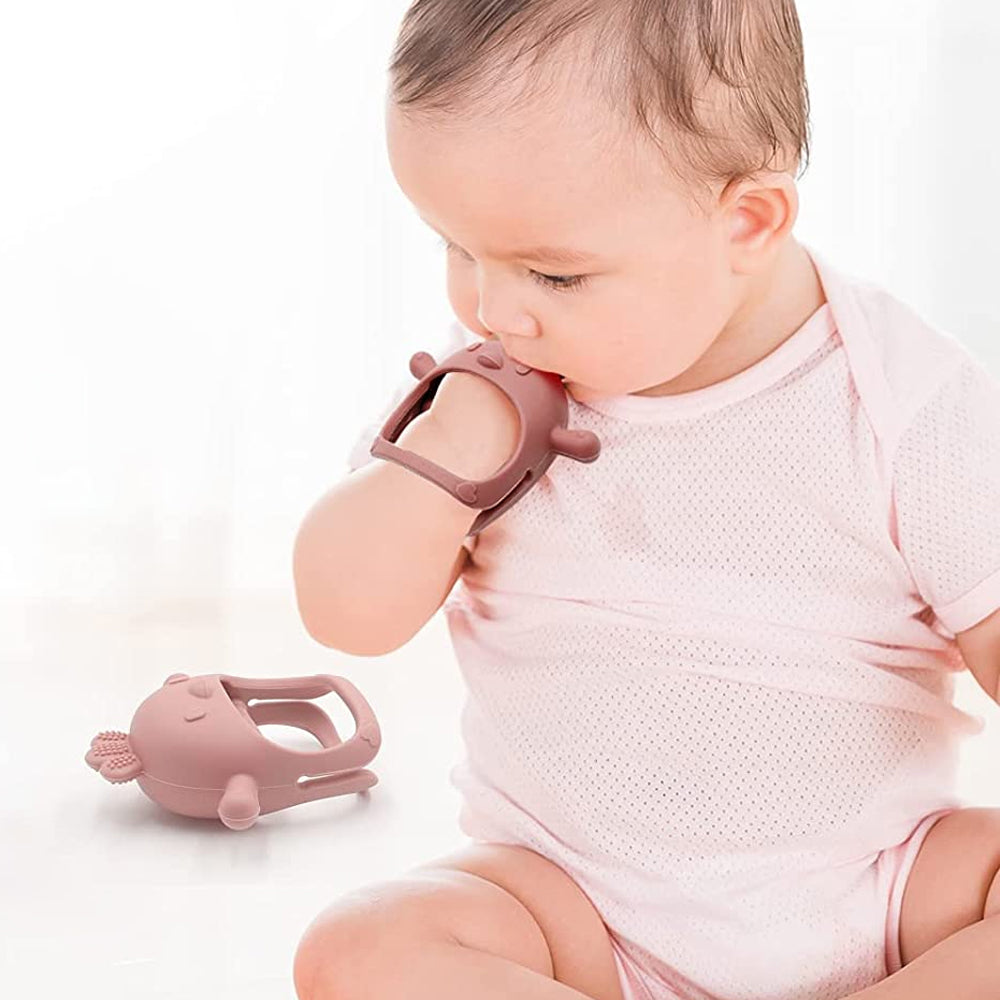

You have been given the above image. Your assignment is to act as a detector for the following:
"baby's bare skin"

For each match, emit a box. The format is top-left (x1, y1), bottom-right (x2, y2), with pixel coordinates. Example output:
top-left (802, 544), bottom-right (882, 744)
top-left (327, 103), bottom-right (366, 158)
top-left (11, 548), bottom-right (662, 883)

top-left (294, 841), bottom-right (625, 1000)
top-left (293, 810), bottom-right (1000, 1000)
top-left (895, 809), bottom-right (1000, 972)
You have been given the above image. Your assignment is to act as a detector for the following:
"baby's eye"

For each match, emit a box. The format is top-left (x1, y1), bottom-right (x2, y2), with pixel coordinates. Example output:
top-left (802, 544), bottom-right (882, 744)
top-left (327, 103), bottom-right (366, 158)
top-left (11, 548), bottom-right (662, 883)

top-left (438, 237), bottom-right (590, 294)
top-left (529, 270), bottom-right (589, 293)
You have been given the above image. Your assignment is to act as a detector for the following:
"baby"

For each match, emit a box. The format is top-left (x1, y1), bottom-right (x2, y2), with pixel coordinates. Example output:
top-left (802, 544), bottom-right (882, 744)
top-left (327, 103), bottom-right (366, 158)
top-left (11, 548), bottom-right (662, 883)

top-left (292, 2), bottom-right (1000, 999)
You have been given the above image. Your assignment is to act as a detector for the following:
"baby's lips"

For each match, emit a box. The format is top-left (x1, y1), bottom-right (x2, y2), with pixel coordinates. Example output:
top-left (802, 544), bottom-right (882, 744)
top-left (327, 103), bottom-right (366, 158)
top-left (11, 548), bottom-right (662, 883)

top-left (85, 729), bottom-right (143, 783)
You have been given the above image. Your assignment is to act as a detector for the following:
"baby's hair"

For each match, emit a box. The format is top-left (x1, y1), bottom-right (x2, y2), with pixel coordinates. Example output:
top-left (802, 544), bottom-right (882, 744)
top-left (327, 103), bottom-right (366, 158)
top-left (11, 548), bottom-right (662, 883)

top-left (388, 0), bottom-right (812, 215)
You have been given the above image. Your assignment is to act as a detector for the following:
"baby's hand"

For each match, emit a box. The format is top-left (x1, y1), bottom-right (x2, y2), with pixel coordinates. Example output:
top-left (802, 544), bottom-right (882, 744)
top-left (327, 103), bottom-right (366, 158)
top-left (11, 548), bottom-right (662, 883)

top-left (425, 369), bottom-right (521, 480)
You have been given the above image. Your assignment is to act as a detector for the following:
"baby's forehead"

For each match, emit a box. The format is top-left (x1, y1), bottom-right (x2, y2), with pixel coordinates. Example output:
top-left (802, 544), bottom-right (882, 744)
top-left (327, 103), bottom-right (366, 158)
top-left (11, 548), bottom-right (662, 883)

top-left (399, 100), bottom-right (674, 206)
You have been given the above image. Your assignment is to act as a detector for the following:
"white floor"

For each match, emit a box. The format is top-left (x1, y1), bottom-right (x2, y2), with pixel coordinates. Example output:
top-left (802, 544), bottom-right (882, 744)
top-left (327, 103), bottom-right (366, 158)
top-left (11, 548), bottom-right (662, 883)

top-left (1, 595), bottom-right (474, 1000)
top-left (4, 595), bottom-right (1000, 999)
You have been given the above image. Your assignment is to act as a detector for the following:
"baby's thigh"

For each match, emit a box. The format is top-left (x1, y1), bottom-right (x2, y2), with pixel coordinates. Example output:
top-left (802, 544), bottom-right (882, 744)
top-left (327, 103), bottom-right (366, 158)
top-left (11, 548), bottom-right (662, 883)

top-left (898, 807), bottom-right (1000, 967)
top-left (293, 842), bottom-right (624, 1000)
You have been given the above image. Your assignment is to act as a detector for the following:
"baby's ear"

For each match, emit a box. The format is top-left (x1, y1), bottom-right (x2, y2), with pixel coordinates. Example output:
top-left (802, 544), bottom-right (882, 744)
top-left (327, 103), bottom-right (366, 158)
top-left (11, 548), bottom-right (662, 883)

top-left (730, 206), bottom-right (756, 241)
top-left (725, 172), bottom-right (798, 268)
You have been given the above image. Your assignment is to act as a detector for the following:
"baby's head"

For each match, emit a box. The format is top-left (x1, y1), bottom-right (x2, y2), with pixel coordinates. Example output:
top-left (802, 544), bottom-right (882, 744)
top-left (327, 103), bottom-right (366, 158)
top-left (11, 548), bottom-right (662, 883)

top-left (385, 0), bottom-right (812, 397)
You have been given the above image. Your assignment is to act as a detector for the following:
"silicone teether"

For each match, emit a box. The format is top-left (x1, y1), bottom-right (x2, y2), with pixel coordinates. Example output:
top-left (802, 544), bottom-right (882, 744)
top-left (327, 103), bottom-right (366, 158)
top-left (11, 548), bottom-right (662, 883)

top-left (369, 338), bottom-right (601, 534)
top-left (85, 672), bottom-right (381, 830)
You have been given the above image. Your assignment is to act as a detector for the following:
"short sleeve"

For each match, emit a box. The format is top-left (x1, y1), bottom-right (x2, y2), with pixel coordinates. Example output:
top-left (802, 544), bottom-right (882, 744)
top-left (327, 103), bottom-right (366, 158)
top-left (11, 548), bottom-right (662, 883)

top-left (893, 353), bottom-right (1000, 635)
top-left (345, 318), bottom-right (481, 554)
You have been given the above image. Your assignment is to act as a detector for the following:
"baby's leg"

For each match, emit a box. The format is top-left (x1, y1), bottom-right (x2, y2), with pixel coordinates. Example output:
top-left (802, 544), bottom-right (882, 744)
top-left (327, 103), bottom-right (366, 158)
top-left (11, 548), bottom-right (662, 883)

top-left (897, 807), bottom-right (1000, 965)
top-left (842, 807), bottom-right (1000, 999)
top-left (293, 841), bottom-right (625, 1000)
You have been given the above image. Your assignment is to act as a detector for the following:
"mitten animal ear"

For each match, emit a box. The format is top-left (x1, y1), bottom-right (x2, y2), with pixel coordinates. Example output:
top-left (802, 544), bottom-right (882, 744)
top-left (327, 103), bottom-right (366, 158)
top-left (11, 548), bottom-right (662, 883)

top-left (85, 731), bottom-right (143, 784)
top-left (409, 352), bottom-right (437, 380)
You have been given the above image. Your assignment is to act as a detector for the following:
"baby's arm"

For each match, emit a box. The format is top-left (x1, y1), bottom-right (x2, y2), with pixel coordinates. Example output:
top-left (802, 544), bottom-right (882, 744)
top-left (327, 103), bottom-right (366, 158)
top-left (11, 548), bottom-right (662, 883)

top-left (292, 372), bottom-right (519, 657)
top-left (955, 608), bottom-right (1000, 704)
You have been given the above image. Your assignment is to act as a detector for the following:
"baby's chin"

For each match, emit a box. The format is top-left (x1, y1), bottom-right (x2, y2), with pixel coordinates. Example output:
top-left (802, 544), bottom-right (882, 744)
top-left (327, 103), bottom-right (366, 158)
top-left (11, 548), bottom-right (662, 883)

top-left (562, 379), bottom-right (613, 403)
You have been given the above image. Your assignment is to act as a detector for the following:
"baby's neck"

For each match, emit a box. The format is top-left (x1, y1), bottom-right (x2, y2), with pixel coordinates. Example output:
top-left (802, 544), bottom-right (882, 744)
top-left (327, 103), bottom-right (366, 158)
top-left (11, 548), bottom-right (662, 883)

top-left (636, 237), bottom-right (827, 397)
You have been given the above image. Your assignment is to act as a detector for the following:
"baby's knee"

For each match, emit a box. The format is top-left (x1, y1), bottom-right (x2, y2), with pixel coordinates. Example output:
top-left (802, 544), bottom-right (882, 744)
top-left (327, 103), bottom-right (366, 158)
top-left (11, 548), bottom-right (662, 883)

top-left (292, 877), bottom-right (454, 1000)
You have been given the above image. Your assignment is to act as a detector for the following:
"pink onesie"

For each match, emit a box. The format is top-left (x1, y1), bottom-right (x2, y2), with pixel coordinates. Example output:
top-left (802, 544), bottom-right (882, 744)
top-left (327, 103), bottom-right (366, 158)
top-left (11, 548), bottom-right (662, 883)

top-left (347, 243), bottom-right (1000, 1000)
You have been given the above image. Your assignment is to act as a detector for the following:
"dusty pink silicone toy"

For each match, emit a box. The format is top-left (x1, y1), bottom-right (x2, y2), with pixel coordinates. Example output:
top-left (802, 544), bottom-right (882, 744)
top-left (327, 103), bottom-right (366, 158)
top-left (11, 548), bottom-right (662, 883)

top-left (85, 672), bottom-right (381, 830)
top-left (370, 338), bottom-right (602, 534)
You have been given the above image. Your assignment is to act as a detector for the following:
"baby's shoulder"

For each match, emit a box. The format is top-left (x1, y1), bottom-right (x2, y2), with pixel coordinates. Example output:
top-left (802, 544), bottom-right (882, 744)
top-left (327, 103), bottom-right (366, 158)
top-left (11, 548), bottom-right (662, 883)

top-left (853, 277), bottom-right (975, 425)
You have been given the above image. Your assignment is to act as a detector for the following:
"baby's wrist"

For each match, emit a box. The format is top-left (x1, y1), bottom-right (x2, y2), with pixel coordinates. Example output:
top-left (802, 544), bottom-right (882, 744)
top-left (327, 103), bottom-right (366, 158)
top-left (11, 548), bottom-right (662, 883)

top-left (398, 411), bottom-right (515, 482)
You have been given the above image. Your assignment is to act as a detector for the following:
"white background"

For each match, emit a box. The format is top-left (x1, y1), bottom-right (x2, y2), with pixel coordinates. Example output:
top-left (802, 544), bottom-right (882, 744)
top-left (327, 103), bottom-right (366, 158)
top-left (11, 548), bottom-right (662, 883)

top-left (2, 2), bottom-right (999, 998)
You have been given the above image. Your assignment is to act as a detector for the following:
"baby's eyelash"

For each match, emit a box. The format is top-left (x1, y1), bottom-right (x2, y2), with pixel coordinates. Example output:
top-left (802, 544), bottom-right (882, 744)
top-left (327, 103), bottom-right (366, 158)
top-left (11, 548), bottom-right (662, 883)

top-left (437, 237), bottom-right (590, 293)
